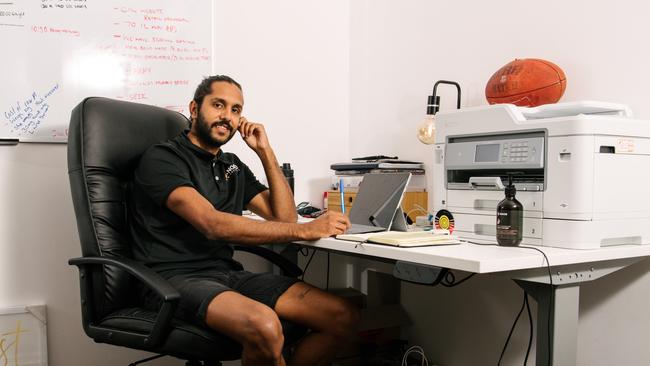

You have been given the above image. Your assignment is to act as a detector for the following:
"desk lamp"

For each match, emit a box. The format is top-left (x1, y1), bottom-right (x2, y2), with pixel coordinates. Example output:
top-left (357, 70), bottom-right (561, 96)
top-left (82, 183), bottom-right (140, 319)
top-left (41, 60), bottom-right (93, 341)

top-left (417, 80), bottom-right (462, 144)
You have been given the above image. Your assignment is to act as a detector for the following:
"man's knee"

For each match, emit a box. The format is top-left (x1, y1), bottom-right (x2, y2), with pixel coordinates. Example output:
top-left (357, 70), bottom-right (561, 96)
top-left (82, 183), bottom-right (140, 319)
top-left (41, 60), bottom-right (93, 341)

top-left (241, 305), bottom-right (285, 361)
top-left (327, 296), bottom-right (361, 338)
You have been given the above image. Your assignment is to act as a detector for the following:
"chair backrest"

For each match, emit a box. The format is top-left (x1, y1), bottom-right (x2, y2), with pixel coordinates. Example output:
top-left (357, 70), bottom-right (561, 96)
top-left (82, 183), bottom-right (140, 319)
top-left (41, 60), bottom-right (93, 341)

top-left (68, 97), bottom-right (188, 317)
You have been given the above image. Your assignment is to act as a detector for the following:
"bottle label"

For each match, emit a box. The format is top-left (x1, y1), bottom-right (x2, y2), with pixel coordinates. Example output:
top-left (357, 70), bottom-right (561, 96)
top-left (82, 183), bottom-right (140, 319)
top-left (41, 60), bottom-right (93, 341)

top-left (496, 211), bottom-right (522, 239)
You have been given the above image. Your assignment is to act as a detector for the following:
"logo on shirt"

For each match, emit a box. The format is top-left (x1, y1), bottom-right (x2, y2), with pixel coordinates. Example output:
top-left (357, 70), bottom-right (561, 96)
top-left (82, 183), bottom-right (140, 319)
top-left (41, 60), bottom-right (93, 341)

top-left (225, 163), bottom-right (240, 181)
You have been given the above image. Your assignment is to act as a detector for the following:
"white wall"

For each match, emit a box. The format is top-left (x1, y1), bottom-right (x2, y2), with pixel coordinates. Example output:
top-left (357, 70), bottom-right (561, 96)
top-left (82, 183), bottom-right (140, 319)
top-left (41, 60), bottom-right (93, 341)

top-left (349, 0), bottom-right (650, 365)
top-left (212, 0), bottom-right (350, 207)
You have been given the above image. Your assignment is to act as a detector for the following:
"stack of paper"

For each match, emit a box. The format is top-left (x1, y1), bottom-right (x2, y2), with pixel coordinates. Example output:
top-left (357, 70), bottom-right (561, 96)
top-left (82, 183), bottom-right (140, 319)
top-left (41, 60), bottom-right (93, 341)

top-left (330, 157), bottom-right (425, 175)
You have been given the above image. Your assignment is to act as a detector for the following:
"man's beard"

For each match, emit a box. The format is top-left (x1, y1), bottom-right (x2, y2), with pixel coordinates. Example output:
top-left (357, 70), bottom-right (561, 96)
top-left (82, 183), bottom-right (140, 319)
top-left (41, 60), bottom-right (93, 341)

top-left (194, 111), bottom-right (236, 149)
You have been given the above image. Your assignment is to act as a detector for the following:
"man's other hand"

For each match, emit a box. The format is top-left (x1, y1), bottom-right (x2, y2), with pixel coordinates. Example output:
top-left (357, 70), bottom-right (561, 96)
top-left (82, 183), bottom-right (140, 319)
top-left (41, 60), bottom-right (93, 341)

top-left (301, 211), bottom-right (351, 240)
top-left (238, 117), bottom-right (270, 152)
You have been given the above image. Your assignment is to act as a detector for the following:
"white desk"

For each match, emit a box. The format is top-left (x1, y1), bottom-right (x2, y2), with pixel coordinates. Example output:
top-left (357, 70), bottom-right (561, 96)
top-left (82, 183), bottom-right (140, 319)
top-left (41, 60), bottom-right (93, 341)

top-left (295, 237), bottom-right (650, 366)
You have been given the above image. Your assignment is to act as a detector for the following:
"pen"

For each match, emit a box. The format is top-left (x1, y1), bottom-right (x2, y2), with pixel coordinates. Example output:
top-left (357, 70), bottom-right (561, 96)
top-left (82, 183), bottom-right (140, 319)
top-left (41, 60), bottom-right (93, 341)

top-left (340, 178), bottom-right (345, 214)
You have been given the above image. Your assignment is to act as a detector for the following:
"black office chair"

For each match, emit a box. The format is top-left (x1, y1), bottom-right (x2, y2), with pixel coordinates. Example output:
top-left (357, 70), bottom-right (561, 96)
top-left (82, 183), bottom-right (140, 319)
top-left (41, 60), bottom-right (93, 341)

top-left (67, 97), bottom-right (306, 366)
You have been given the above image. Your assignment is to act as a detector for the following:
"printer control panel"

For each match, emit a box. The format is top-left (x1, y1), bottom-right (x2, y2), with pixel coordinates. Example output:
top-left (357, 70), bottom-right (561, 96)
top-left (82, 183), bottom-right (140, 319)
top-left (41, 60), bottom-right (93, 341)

top-left (445, 134), bottom-right (545, 170)
top-left (502, 141), bottom-right (533, 163)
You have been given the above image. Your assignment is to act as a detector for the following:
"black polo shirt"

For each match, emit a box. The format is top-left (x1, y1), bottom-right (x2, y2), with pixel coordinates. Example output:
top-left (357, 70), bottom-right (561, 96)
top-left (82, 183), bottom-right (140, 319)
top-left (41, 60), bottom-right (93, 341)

top-left (128, 131), bottom-right (267, 272)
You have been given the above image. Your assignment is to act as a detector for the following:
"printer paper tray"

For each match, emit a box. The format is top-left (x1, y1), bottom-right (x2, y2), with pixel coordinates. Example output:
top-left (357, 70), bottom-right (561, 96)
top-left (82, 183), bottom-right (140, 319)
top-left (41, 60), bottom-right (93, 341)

top-left (453, 213), bottom-right (542, 239)
top-left (447, 190), bottom-right (543, 218)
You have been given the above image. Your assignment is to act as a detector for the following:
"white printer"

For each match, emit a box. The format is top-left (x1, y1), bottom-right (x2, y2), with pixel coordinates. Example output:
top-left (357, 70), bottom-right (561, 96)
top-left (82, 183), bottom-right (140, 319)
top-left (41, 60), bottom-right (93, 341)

top-left (432, 101), bottom-right (650, 249)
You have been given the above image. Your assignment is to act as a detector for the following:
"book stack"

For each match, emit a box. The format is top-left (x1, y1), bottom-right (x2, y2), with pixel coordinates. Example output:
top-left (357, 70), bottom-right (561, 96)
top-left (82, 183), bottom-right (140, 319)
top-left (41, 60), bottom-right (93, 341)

top-left (330, 156), bottom-right (426, 192)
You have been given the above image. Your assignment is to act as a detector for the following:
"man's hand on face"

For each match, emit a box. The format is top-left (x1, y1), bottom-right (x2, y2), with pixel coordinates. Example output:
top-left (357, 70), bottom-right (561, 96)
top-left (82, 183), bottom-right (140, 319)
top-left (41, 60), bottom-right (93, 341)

top-left (238, 117), bottom-right (270, 153)
top-left (301, 211), bottom-right (351, 240)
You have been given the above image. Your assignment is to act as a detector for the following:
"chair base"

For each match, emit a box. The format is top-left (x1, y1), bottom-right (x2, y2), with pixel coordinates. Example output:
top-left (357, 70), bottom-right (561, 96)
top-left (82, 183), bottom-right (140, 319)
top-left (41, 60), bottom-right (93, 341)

top-left (186, 361), bottom-right (222, 366)
top-left (128, 354), bottom-right (165, 366)
top-left (185, 361), bottom-right (222, 366)
top-left (127, 354), bottom-right (222, 366)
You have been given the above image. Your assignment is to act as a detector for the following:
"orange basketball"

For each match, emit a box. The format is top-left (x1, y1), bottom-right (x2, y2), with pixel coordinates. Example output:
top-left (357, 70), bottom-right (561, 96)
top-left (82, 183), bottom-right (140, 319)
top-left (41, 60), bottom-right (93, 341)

top-left (485, 58), bottom-right (566, 107)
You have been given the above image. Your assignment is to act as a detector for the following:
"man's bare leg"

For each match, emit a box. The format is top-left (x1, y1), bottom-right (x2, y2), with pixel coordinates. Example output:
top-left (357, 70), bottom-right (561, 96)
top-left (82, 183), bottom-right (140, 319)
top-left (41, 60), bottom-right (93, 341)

top-left (275, 282), bottom-right (361, 366)
top-left (205, 291), bottom-right (287, 366)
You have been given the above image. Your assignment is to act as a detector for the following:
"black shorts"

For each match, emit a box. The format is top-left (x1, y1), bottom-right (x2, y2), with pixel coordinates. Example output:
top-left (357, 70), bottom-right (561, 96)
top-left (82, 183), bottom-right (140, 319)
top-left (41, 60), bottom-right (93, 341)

top-left (142, 266), bottom-right (301, 327)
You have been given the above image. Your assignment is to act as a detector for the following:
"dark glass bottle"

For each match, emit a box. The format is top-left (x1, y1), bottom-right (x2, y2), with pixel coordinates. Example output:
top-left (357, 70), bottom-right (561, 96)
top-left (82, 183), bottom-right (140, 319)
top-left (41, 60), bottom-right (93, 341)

top-left (281, 163), bottom-right (294, 193)
top-left (496, 176), bottom-right (523, 246)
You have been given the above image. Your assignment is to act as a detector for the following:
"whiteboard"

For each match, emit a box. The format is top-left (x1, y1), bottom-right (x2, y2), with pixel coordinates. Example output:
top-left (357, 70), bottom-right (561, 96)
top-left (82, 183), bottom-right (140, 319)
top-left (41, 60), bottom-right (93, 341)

top-left (0, 305), bottom-right (47, 366)
top-left (1, 0), bottom-right (213, 143)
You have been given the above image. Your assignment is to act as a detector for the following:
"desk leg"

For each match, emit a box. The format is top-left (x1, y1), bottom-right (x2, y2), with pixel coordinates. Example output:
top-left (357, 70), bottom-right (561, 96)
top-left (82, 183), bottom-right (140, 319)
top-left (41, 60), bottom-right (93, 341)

top-left (515, 280), bottom-right (579, 366)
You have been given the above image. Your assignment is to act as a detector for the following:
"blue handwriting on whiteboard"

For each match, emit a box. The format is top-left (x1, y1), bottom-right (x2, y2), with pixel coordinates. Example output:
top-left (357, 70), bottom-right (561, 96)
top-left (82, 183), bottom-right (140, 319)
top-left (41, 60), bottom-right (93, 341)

top-left (3, 84), bottom-right (60, 135)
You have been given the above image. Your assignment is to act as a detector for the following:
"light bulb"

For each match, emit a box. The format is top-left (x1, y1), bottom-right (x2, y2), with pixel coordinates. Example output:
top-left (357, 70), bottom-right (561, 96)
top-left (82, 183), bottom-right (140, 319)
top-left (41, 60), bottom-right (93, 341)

top-left (417, 114), bottom-right (436, 144)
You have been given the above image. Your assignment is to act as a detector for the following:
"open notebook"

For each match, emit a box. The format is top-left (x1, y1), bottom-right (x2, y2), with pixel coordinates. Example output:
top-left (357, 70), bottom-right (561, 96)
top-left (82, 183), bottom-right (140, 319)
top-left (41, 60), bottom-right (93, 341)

top-left (336, 229), bottom-right (461, 247)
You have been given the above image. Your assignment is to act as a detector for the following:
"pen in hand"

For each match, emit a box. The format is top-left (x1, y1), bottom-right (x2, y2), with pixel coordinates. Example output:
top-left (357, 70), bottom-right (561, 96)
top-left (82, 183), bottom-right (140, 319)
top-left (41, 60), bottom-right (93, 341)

top-left (340, 178), bottom-right (345, 214)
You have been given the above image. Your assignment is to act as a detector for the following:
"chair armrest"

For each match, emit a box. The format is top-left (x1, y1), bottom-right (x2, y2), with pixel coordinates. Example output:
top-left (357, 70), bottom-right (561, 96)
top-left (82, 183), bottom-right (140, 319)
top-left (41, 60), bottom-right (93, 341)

top-left (68, 256), bottom-right (179, 347)
top-left (69, 256), bottom-right (179, 301)
top-left (233, 246), bottom-right (303, 278)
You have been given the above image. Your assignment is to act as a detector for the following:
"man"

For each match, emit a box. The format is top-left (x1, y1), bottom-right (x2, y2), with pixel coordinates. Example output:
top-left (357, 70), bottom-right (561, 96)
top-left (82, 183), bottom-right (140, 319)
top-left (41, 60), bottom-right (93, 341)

top-left (128, 75), bottom-right (358, 366)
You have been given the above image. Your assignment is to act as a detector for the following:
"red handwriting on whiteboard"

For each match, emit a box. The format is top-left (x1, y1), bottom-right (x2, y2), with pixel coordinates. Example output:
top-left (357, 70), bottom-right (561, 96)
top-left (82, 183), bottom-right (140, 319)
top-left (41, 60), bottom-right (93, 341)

top-left (175, 39), bottom-right (196, 45)
top-left (125, 66), bottom-right (152, 76)
top-left (31, 25), bottom-right (80, 37)
top-left (51, 128), bottom-right (69, 139)
top-left (143, 15), bottom-right (163, 22)
top-left (125, 93), bottom-right (148, 101)
top-left (139, 8), bottom-right (164, 15)
top-left (142, 15), bottom-right (189, 24)
top-left (152, 37), bottom-right (173, 43)
top-left (164, 105), bottom-right (186, 114)
top-left (155, 80), bottom-right (189, 86)
top-left (115, 7), bottom-right (138, 14)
